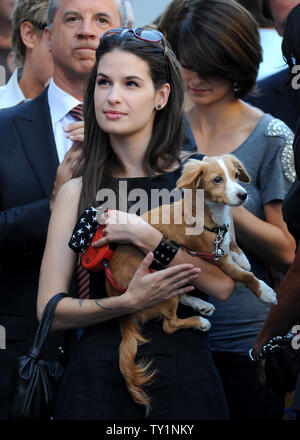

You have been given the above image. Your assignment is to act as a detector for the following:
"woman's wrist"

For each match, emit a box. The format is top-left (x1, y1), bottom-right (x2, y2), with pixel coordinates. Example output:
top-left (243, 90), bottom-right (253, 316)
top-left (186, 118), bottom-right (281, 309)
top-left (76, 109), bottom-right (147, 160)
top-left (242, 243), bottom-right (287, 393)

top-left (136, 225), bottom-right (163, 255)
top-left (114, 291), bottom-right (137, 314)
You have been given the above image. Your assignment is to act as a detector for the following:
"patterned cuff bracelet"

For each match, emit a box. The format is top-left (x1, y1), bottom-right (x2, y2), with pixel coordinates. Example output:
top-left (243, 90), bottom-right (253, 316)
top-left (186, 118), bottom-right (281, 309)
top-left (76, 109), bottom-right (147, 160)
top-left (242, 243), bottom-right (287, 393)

top-left (150, 237), bottom-right (180, 270)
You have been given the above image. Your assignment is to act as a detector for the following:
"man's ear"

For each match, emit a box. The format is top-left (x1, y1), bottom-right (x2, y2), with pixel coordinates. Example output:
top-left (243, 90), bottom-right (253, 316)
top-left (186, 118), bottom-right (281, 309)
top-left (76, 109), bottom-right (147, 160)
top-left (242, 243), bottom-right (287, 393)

top-left (155, 82), bottom-right (170, 110)
top-left (176, 159), bottom-right (206, 189)
top-left (44, 26), bottom-right (52, 52)
top-left (20, 21), bottom-right (37, 50)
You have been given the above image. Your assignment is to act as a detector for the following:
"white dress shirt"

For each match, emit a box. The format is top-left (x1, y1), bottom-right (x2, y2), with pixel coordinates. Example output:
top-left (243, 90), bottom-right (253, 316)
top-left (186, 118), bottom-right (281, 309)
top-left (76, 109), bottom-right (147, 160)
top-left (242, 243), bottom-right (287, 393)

top-left (47, 78), bottom-right (82, 163)
top-left (0, 68), bottom-right (26, 110)
top-left (258, 28), bottom-right (286, 81)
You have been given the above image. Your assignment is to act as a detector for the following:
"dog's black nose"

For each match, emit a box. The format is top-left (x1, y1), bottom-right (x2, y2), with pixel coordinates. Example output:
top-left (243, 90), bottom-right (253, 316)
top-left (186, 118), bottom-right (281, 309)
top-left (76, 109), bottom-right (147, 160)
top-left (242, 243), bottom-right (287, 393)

top-left (237, 192), bottom-right (247, 201)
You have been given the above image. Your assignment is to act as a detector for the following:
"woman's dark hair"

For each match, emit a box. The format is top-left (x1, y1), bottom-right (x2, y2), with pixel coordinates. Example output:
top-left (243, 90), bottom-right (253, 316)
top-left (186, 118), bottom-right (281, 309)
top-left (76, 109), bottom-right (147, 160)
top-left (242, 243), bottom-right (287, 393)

top-left (282, 3), bottom-right (300, 71)
top-left (75, 31), bottom-right (185, 213)
top-left (176, 0), bottom-right (262, 98)
top-left (158, 0), bottom-right (195, 54)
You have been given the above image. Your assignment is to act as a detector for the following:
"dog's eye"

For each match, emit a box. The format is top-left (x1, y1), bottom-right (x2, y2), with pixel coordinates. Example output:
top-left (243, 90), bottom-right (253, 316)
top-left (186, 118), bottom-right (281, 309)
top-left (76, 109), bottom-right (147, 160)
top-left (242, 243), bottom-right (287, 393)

top-left (235, 172), bottom-right (239, 179)
top-left (213, 177), bottom-right (223, 184)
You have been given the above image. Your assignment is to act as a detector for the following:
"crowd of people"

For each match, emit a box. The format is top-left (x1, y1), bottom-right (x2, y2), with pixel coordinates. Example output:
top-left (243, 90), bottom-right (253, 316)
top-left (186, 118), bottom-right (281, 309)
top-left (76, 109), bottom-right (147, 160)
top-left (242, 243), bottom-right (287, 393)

top-left (0, 0), bottom-right (299, 421)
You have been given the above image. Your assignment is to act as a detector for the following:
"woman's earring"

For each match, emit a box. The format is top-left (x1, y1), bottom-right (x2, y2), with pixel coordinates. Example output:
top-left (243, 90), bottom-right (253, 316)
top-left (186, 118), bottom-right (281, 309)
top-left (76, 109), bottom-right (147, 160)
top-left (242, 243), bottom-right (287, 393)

top-left (233, 81), bottom-right (240, 93)
top-left (156, 104), bottom-right (162, 110)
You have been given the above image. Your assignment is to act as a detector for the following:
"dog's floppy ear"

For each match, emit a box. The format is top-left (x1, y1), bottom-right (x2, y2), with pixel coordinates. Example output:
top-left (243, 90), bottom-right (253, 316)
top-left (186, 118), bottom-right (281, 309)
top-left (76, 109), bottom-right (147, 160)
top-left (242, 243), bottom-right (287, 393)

top-left (226, 154), bottom-right (251, 183)
top-left (176, 159), bottom-right (206, 189)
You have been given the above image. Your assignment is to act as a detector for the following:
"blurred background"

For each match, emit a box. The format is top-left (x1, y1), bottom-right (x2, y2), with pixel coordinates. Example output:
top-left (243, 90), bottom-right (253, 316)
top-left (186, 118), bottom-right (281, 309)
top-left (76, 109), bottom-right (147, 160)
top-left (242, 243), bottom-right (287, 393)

top-left (131, 0), bottom-right (170, 26)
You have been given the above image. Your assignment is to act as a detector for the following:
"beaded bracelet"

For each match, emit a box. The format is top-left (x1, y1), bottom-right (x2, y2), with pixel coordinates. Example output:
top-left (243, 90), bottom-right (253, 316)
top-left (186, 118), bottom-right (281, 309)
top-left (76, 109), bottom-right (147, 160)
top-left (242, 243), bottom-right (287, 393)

top-left (150, 237), bottom-right (180, 270)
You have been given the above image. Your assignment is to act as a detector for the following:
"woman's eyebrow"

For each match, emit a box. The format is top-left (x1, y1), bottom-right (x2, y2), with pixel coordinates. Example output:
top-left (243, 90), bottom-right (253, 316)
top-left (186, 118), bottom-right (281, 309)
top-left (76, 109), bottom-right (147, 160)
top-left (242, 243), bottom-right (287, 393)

top-left (124, 75), bottom-right (144, 82)
top-left (97, 73), bottom-right (144, 82)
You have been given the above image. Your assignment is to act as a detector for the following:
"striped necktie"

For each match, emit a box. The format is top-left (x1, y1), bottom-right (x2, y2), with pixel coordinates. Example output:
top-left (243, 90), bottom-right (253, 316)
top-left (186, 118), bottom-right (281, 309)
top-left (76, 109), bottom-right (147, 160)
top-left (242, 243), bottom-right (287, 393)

top-left (69, 104), bottom-right (90, 299)
top-left (69, 104), bottom-right (84, 121)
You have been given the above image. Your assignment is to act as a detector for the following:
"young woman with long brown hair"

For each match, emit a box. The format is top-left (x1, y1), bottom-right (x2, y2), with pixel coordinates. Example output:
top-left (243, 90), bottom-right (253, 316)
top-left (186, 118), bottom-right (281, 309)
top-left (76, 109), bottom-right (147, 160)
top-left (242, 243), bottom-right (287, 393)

top-left (37, 28), bottom-right (233, 419)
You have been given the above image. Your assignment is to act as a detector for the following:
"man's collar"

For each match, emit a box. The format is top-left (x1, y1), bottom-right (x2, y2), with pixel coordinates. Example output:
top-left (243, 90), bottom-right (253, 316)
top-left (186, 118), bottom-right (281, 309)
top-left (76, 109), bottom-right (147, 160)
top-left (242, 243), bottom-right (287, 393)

top-left (47, 78), bottom-right (82, 123)
top-left (0, 67), bottom-right (26, 109)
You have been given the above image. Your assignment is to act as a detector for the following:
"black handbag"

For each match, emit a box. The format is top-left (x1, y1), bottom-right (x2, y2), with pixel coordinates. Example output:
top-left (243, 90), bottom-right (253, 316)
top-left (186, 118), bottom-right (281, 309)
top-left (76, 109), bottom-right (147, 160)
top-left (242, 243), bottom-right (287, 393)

top-left (250, 333), bottom-right (300, 397)
top-left (9, 292), bottom-right (69, 420)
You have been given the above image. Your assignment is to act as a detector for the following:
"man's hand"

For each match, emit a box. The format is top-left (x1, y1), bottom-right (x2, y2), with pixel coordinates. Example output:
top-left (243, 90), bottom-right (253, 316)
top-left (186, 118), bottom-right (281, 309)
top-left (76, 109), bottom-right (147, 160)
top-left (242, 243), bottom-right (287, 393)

top-left (50, 143), bottom-right (82, 210)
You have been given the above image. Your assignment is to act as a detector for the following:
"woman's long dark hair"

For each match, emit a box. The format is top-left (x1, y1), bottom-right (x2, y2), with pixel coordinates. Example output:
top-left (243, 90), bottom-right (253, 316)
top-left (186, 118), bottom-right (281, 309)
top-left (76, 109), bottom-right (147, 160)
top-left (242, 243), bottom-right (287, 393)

top-left (75, 31), bottom-right (185, 214)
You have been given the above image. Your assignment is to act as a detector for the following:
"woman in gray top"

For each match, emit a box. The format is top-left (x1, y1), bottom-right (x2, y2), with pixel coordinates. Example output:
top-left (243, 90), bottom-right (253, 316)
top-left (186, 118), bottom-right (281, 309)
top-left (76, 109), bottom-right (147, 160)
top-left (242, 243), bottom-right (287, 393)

top-left (171, 0), bottom-right (296, 420)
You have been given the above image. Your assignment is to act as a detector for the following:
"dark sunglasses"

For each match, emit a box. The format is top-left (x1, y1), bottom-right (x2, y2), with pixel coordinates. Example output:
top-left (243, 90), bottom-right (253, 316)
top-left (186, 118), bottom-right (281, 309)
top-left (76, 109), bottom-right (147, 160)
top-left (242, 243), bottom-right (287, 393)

top-left (101, 27), bottom-right (167, 53)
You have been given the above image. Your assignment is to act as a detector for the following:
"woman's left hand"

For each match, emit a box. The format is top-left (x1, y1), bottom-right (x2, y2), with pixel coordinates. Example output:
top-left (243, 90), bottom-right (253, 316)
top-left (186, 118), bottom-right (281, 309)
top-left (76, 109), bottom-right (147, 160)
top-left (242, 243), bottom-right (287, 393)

top-left (92, 210), bottom-right (161, 249)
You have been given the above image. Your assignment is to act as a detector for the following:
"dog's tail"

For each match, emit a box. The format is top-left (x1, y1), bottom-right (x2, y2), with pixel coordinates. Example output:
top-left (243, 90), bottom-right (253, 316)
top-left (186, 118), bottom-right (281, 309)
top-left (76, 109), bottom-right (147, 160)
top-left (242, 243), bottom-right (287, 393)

top-left (119, 316), bottom-right (157, 415)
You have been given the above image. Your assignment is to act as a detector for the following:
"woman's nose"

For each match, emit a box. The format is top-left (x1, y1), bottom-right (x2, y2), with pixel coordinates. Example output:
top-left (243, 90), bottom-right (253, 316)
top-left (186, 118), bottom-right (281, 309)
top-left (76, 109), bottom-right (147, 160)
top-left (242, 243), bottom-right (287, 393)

top-left (107, 86), bottom-right (122, 104)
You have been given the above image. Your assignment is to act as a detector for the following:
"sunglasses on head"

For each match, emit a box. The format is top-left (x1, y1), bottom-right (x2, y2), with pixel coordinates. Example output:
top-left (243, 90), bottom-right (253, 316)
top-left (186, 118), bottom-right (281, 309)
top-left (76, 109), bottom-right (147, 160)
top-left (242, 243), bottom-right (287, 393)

top-left (101, 27), bottom-right (164, 42)
top-left (100, 27), bottom-right (170, 81)
top-left (101, 27), bottom-right (166, 52)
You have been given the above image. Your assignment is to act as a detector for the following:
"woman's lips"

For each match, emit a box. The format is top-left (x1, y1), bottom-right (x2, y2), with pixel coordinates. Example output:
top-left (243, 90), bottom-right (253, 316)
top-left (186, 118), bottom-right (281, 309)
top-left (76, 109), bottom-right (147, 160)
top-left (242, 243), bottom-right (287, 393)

top-left (188, 87), bottom-right (210, 94)
top-left (104, 111), bottom-right (126, 120)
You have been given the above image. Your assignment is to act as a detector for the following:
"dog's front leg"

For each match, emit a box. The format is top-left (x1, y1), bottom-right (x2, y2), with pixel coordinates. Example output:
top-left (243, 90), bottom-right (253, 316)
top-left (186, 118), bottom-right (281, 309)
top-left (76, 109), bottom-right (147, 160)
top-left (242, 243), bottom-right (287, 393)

top-left (217, 255), bottom-right (277, 305)
top-left (179, 294), bottom-right (215, 316)
top-left (229, 240), bottom-right (251, 271)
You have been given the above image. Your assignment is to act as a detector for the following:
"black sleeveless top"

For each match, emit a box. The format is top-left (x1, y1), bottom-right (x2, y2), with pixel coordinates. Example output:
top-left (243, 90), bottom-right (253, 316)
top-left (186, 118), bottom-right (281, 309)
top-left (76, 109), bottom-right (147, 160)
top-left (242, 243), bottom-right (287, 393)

top-left (54, 162), bottom-right (230, 420)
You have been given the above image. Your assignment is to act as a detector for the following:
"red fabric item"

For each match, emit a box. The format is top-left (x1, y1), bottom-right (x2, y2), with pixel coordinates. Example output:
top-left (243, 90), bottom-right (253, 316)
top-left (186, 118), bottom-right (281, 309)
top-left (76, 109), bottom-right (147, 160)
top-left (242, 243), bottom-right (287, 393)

top-left (81, 225), bottom-right (115, 272)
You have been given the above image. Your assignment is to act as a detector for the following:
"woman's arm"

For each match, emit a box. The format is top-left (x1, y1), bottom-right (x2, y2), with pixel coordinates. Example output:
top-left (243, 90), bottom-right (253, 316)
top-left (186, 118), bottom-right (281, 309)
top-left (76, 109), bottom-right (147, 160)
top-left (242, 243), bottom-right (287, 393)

top-left (232, 200), bottom-right (296, 272)
top-left (95, 211), bottom-right (234, 301)
top-left (37, 182), bottom-right (201, 331)
top-left (252, 244), bottom-right (300, 358)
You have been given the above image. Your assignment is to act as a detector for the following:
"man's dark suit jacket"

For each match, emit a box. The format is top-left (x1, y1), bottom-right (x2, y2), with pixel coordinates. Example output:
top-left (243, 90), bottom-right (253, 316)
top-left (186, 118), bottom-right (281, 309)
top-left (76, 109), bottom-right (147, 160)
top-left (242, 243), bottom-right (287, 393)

top-left (0, 89), bottom-right (60, 419)
top-left (246, 67), bottom-right (300, 132)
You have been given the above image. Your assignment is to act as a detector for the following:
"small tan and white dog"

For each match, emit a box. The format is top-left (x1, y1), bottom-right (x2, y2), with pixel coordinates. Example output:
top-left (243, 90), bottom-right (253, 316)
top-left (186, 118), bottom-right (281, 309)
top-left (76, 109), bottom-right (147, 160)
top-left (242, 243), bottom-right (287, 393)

top-left (103, 154), bottom-right (277, 412)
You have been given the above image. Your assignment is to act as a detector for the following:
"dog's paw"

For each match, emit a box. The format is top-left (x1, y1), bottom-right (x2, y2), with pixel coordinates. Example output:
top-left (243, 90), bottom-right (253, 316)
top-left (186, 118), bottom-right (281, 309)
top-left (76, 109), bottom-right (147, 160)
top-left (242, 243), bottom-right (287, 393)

top-left (197, 317), bottom-right (211, 332)
top-left (258, 280), bottom-right (277, 305)
top-left (179, 295), bottom-right (215, 316)
top-left (197, 300), bottom-right (215, 316)
top-left (232, 251), bottom-right (251, 271)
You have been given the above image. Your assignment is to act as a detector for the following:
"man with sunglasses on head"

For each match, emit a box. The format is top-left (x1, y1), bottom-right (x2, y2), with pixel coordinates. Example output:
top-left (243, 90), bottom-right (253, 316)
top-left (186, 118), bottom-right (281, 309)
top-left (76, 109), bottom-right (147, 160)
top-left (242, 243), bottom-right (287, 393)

top-left (0, 0), bottom-right (128, 420)
top-left (0, 0), bottom-right (53, 110)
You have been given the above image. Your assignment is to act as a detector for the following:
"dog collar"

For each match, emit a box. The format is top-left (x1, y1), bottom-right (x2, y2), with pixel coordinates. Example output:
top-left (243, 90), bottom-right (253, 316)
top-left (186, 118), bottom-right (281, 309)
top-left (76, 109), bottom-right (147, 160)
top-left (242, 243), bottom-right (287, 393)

top-left (204, 224), bottom-right (230, 237)
top-left (181, 224), bottom-right (229, 261)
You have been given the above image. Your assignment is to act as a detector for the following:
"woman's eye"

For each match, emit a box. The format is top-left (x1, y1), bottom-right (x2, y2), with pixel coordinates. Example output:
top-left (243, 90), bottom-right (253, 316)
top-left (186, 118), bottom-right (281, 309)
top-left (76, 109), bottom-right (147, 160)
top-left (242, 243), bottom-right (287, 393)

top-left (213, 176), bottom-right (223, 184)
top-left (97, 79), bottom-right (110, 86)
top-left (126, 81), bottom-right (138, 87)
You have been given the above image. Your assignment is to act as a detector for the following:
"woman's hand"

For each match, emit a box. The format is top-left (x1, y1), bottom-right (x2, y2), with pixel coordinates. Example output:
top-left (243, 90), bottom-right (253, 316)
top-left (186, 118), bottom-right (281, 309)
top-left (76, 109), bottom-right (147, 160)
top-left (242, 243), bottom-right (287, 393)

top-left (50, 143), bottom-right (83, 210)
top-left (93, 210), bottom-right (162, 249)
top-left (64, 120), bottom-right (84, 143)
top-left (121, 252), bottom-right (201, 313)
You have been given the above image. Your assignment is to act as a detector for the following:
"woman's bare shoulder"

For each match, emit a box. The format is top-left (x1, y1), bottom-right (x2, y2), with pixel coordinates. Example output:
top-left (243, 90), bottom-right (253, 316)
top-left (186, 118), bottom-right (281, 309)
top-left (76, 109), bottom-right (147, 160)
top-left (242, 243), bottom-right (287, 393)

top-left (55, 177), bottom-right (82, 207)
